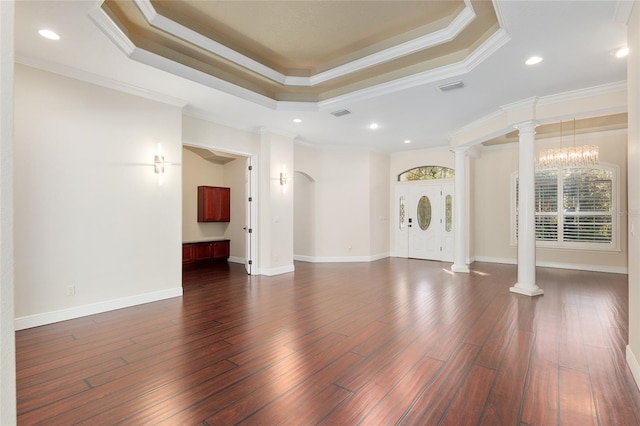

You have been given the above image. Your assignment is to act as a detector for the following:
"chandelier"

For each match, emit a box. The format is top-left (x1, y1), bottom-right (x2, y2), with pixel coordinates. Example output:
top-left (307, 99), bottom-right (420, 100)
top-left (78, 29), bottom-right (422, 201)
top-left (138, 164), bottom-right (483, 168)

top-left (537, 119), bottom-right (599, 169)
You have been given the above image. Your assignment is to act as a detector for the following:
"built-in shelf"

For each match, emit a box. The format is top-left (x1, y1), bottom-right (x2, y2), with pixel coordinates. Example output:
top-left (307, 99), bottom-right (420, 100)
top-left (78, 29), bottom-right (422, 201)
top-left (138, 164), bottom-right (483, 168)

top-left (182, 240), bottom-right (230, 265)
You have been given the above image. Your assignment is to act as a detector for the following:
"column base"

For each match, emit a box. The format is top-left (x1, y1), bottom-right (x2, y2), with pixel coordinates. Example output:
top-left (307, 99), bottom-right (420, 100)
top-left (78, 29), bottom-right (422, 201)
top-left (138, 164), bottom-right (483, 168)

top-left (509, 284), bottom-right (544, 297)
top-left (451, 263), bottom-right (470, 273)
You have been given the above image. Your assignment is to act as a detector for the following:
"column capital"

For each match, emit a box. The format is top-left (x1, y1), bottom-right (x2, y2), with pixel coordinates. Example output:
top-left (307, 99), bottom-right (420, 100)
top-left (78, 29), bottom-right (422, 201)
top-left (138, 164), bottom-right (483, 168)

top-left (513, 120), bottom-right (539, 133)
top-left (452, 146), bottom-right (468, 155)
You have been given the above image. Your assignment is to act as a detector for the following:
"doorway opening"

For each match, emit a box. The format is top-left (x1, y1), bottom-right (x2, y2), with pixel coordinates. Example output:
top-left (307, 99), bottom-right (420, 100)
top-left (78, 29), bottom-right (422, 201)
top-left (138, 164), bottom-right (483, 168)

top-left (181, 144), bottom-right (257, 279)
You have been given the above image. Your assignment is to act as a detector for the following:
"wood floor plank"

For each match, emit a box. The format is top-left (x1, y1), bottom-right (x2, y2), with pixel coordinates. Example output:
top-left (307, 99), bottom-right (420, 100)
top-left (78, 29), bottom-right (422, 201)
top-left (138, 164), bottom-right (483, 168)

top-left (14, 260), bottom-right (640, 425)
top-left (559, 367), bottom-right (597, 426)
top-left (521, 318), bottom-right (560, 425)
top-left (479, 329), bottom-right (535, 425)
top-left (558, 302), bottom-right (588, 371)
top-left (236, 352), bottom-right (364, 425)
top-left (357, 355), bottom-right (443, 425)
top-left (439, 364), bottom-right (496, 426)
top-left (322, 329), bottom-right (443, 424)
top-left (585, 344), bottom-right (640, 425)
top-left (398, 343), bottom-right (481, 425)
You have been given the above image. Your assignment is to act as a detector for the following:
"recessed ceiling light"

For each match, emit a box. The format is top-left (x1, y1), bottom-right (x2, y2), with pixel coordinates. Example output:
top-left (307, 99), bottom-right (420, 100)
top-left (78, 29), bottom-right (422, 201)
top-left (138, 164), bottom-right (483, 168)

top-left (293, 118), bottom-right (302, 123)
top-left (404, 140), bottom-right (411, 144)
top-left (369, 123), bottom-right (379, 130)
top-left (615, 47), bottom-right (629, 58)
top-left (525, 56), bottom-right (543, 65)
top-left (38, 29), bottom-right (60, 40)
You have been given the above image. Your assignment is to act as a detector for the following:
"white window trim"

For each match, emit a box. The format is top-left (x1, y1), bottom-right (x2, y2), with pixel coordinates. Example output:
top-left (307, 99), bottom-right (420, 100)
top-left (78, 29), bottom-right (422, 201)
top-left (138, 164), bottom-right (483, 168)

top-left (510, 163), bottom-right (620, 252)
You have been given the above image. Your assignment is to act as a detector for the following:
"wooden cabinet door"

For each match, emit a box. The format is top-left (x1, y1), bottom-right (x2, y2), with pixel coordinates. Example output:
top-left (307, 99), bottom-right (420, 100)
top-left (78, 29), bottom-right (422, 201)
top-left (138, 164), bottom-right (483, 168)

top-left (198, 186), bottom-right (230, 222)
top-left (182, 244), bottom-right (194, 264)
top-left (212, 240), bottom-right (230, 259)
top-left (194, 243), bottom-right (212, 260)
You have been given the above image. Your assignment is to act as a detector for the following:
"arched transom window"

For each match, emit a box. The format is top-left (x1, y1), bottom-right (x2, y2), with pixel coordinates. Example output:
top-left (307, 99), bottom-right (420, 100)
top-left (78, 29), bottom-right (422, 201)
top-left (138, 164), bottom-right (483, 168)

top-left (398, 166), bottom-right (455, 181)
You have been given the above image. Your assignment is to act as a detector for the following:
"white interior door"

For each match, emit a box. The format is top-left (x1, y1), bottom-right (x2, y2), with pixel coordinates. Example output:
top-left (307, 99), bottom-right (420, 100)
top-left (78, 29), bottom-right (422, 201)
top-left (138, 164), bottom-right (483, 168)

top-left (245, 157), bottom-right (253, 275)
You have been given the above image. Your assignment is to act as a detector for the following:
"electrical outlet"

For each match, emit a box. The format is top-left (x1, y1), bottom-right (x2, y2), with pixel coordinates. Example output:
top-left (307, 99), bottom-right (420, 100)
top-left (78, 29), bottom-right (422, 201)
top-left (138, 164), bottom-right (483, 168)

top-left (66, 285), bottom-right (76, 296)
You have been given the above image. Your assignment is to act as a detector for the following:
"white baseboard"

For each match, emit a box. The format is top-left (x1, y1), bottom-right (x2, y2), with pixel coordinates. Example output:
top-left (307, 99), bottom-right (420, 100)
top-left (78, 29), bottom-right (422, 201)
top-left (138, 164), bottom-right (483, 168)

top-left (228, 256), bottom-right (245, 264)
top-left (14, 287), bottom-right (183, 331)
top-left (627, 345), bottom-right (640, 391)
top-left (474, 256), bottom-right (627, 274)
top-left (259, 264), bottom-right (295, 276)
top-left (294, 252), bottom-right (390, 263)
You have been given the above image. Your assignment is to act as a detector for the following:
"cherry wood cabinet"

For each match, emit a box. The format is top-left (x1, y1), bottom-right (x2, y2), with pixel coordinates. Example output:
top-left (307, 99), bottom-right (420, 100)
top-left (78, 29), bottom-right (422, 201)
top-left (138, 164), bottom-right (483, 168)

top-left (182, 240), bottom-right (230, 265)
top-left (197, 186), bottom-right (230, 222)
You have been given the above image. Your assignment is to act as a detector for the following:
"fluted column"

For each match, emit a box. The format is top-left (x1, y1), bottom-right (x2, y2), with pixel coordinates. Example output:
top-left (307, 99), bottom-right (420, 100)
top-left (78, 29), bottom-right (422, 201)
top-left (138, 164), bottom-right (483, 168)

top-left (510, 121), bottom-right (544, 296)
top-left (451, 147), bottom-right (469, 273)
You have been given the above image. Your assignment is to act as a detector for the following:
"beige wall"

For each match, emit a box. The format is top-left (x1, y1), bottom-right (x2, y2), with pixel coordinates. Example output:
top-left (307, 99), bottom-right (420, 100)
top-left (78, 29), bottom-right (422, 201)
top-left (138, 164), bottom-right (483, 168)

top-left (475, 130), bottom-right (628, 272)
top-left (182, 148), bottom-right (227, 243)
top-left (14, 64), bottom-right (183, 326)
top-left (627, 0), bottom-right (640, 388)
top-left (0, 1), bottom-right (16, 421)
top-left (294, 143), bottom-right (390, 260)
top-left (370, 151), bottom-right (391, 256)
top-left (257, 130), bottom-right (294, 274)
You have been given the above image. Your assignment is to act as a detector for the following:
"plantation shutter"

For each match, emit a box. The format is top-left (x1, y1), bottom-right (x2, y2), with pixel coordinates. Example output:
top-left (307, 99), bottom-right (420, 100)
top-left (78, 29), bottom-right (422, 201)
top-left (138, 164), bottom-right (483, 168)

top-left (535, 170), bottom-right (558, 241)
top-left (562, 168), bottom-right (612, 243)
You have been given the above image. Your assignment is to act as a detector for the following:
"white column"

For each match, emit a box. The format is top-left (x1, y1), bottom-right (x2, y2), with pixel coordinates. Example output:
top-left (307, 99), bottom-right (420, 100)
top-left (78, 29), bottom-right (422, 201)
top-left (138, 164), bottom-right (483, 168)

top-left (510, 121), bottom-right (543, 296)
top-left (452, 147), bottom-right (469, 273)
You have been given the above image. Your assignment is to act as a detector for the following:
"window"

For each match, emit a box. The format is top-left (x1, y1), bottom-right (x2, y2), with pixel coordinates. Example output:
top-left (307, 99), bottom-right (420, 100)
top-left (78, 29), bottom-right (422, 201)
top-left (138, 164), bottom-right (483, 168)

top-left (398, 166), bottom-right (454, 181)
top-left (512, 164), bottom-right (618, 250)
top-left (445, 195), bottom-right (453, 232)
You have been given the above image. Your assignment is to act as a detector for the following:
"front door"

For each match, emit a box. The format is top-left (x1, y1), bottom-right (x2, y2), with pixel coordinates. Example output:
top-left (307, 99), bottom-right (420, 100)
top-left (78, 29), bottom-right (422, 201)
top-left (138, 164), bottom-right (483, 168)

top-left (409, 185), bottom-right (442, 260)
top-left (396, 182), bottom-right (454, 262)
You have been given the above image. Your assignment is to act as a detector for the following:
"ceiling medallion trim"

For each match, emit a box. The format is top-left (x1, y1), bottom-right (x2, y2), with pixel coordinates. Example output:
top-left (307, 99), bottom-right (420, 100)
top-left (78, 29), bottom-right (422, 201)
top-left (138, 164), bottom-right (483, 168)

top-left (132, 0), bottom-right (476, 87)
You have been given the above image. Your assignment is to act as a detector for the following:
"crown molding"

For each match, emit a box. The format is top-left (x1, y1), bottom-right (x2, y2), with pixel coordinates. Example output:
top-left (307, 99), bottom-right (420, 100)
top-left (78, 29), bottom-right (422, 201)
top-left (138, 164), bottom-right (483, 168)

top-left (317, 26), bottom-right (510, 111)
top-left (133, 0), bottom-right (285, 85)
top-left (133, 0), bottom-right (477, 87)
top-left (182, 106), bottom-right (258, 134)
top-left (304, 2), bottom-right (476, 86)
top-left (537, 81), bottom-right (627, 106)
top-left (91, 3), bottom-right (509, 113)
top-left (448, 81), bottom-right (628, 148)
top-left (15, 54), bottom-right (188, 108)
top-left (256, 126), bottom-right (299, 140)
top-left (130, 48), bottom-right (279, 111)
top-left (88, 5), bottom-right (135, 56)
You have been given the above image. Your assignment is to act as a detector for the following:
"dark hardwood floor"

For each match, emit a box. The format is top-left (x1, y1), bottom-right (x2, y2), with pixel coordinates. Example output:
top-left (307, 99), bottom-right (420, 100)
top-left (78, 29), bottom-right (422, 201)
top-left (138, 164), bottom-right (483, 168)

top-left (15, 259), bottom-right (640, 425)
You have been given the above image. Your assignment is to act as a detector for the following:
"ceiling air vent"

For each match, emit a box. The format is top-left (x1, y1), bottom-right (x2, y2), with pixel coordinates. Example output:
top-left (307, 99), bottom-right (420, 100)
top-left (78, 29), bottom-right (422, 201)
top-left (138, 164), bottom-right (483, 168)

top-left (330, 109), bottom-right (351, 117)
top-left (437, 81), bottom-right (465, 92)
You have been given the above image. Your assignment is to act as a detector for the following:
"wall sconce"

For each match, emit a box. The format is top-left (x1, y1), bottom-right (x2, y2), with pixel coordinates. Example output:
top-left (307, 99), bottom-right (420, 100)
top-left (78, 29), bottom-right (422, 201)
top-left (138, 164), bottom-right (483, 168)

top-left (154, 154), bottom-right (165, 174)
top-left (154, 144), bottom-right (171, 185)
top-left (280, 171), bottom-right (287, 186)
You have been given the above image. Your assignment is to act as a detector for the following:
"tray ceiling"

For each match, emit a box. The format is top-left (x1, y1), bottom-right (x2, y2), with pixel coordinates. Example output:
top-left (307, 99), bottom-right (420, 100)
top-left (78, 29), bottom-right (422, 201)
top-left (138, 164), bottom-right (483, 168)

top-left (99, 0), bottom-right (501, 103)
